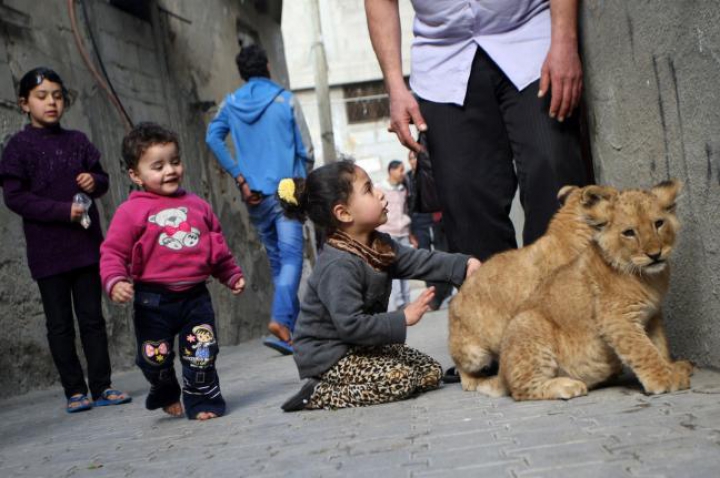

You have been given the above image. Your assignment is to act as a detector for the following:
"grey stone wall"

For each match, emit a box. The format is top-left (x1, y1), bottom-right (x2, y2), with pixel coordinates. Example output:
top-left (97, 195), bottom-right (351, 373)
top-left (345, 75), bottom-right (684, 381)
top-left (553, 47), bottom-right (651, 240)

top-left (580, 1), bottom-right (720, 367)
top-left (0, 0), bottom-right (287, 397)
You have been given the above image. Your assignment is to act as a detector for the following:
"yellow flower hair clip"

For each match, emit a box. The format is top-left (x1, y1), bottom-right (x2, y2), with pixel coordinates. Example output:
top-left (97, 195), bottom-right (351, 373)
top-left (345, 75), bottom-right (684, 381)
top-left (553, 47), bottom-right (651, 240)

top-left (278, 178), bottom-right (298, 205)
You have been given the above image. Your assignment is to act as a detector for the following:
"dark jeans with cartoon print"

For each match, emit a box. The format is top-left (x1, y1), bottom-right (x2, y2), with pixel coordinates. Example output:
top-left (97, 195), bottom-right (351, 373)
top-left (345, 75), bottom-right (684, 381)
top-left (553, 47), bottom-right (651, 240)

top-left (133, 282), bottom-right (225, 419)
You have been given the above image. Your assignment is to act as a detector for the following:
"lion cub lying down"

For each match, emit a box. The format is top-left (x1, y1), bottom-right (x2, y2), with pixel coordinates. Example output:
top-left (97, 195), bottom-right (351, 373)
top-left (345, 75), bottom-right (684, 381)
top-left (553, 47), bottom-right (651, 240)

top-left (481, 180), bottom-right (692, 401)
top-left (449, 184), bottom-right (618, 391)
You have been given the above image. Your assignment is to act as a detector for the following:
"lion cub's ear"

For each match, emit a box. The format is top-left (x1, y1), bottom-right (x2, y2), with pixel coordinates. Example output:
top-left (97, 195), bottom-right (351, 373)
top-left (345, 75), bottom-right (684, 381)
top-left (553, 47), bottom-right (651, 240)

top-left (580, 185), bottom-right (618, 228)
top-left (557, 185), bottom-right (579, 205)
top-left (651, 179), bottom-right (682, 212)
top-left (580, 185), bottom-right (618, 207)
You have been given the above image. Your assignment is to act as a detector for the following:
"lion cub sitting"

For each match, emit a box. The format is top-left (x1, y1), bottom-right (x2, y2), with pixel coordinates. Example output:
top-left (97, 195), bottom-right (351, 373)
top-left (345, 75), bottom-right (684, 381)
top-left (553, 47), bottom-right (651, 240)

top-left (449, 184), bottom-right (618, 391)
top-left (486, 180), bottom-right (692, 401)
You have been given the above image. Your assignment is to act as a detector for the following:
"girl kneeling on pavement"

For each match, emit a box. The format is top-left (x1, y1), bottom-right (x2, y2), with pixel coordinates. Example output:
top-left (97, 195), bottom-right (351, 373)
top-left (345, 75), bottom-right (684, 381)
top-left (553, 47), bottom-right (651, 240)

top-left (278, 160), bottom-right (481, 411)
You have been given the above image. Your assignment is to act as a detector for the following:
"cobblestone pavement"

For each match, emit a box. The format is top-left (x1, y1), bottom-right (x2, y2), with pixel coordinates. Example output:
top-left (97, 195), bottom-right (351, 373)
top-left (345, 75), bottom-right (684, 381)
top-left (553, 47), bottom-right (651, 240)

top-left (1, 310), bottom-right (719, 478)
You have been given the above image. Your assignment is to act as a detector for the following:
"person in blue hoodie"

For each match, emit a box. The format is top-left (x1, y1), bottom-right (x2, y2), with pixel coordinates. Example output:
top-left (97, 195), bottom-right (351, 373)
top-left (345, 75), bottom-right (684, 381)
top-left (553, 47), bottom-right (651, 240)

top-left (206, 44), bottom-right (315, 355)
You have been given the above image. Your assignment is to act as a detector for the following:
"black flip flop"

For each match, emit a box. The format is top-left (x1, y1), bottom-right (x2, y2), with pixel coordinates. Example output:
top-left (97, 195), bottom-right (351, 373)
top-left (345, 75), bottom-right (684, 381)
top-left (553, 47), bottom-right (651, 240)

top-left (443, 362), bottom-right (499, 384)
top-left (442, 366), bottom-right (461, 383)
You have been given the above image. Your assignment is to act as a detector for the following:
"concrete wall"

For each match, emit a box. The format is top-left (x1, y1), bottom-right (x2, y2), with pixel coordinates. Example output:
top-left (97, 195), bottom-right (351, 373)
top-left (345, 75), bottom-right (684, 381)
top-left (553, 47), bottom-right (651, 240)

top-left (0, 0), bottom-right (287, 398)
top-left (580, 1), bottom-right (720, 367)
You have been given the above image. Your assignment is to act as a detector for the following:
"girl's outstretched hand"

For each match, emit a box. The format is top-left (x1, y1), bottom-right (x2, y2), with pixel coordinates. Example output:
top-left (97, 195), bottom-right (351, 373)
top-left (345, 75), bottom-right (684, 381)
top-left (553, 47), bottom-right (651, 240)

top-left (76, 173), bottom-right (96, 193)
top-left (110, 281), bottom-right (134, 303)
top-left (465, 258), bottom-right (482, 279)
top-left (404, 286), bottom-right (435, 326)
top-left (231, 277), bottom-right (246, 295)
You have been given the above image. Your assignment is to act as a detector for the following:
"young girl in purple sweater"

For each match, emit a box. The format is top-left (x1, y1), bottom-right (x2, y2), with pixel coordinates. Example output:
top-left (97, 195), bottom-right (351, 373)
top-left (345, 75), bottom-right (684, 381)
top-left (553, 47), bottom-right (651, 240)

top-left (0, 67), bottom-right (130, 413)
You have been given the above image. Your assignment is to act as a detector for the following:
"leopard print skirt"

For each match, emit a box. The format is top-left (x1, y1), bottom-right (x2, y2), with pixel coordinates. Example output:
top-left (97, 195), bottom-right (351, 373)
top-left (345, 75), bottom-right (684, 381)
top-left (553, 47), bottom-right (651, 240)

top-left (307, 344), bottom-right (442, 410)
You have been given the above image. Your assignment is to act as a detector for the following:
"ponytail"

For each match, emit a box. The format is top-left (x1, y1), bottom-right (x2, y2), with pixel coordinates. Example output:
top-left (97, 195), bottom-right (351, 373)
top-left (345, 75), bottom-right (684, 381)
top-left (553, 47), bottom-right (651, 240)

top-left (276, 160), bottom-right (357, 232)
top-left (277, 177), bottom-right (308, 222)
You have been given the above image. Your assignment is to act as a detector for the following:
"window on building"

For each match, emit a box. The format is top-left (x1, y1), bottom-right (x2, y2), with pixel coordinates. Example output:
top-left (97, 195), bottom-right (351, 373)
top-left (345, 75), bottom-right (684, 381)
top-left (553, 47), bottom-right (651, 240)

top-left (343, 80), bottom-right (391, 124)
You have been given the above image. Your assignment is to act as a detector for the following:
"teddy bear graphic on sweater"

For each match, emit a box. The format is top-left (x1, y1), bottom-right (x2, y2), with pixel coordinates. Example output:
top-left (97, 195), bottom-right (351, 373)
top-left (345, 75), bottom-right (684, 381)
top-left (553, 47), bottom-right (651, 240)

top-left (149, 207), bottom-right (201, 250)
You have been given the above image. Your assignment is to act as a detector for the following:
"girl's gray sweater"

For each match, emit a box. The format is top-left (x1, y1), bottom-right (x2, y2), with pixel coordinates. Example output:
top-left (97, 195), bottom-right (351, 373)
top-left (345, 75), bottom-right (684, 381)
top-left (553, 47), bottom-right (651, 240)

top-left (293, 233), bottom-right (470, 379)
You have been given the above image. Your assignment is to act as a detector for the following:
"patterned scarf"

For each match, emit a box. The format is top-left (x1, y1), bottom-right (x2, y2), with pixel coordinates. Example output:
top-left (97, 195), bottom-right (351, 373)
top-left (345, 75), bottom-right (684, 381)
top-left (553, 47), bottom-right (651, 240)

top-left (326, 230), bottom-right (396, 272)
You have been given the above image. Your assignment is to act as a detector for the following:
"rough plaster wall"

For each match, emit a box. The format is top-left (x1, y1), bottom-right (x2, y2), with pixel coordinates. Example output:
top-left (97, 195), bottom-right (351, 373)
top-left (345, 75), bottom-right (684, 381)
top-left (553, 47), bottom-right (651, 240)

top-left (581, 1), bottom-right (720, 367)
top-left (0, 0), bottom-right (287, 398)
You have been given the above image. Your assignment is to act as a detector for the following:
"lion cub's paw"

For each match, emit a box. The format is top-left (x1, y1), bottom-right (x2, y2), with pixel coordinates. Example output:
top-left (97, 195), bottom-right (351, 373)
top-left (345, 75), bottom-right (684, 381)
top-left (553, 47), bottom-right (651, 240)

top-left (672, 360), bottom-right (694, 377)
top-left (670, 362), bottom-right (692, 391)
top-left (475, 376), bottom-right (507, 398)
top-left (544, 377), bottom-right (588, 400)
top-left (460, 374), bottom-right (483, 392)
top-left (643, 365), bottom-right (692, 395)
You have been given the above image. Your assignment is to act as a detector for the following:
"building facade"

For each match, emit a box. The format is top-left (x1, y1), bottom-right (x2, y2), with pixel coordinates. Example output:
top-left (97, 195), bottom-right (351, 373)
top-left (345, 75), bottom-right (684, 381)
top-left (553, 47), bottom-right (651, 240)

top-left (282, 0), bottom-right (416, 180)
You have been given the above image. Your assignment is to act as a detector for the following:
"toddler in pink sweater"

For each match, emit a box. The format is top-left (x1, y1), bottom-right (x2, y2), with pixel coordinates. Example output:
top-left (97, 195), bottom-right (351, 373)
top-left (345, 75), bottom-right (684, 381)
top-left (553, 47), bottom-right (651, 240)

top-left (100, 123), bottom-right (245, 420)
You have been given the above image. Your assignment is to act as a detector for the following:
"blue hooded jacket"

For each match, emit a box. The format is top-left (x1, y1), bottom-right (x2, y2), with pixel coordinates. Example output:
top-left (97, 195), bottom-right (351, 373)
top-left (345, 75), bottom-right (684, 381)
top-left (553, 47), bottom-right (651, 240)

top-left (206, 77), bottom-right (314, 195)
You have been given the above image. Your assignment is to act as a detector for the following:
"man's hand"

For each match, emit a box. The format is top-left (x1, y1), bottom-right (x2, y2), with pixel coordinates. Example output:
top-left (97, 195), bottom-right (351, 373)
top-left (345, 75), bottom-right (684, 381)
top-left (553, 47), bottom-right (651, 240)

top-left (76, 173), bottom-right (96, 193)
top-left (110, 281), bottom-right (134, 303)
top-left (388, 87), bottom-right (427, 153)
top-left (236, 176), bottom-right (262, 206)
top-left (404, 286), bottom-right (435, 326)
top-left (465, 258), bottom-right (482, 279)
top-left (365, 0), bottom-right (426, 152)
top-left (70, 203), bottom-right (85, 222)
top-left (231, 277), bottom-right (246, 295)
top-left (539, 0), bottom-right (583, 124)
top-left (538, 40), bottom-right (583, 122)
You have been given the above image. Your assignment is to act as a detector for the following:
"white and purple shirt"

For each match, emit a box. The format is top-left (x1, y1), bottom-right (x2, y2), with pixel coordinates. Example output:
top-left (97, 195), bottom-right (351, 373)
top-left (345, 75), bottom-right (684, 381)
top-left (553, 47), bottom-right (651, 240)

top-left (410, 0), bottom-right (551, 105)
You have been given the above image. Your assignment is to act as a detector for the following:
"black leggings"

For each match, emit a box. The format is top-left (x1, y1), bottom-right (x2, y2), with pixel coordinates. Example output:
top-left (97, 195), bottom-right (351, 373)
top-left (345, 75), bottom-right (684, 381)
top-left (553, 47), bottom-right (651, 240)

top-left (37, 264), bottom-right (112, 400)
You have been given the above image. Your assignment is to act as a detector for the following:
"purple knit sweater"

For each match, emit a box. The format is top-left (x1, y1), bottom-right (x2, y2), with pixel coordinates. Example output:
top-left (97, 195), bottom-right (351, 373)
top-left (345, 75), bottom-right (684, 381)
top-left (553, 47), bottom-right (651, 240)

top-left (0, 124), bottom-right (108, 280)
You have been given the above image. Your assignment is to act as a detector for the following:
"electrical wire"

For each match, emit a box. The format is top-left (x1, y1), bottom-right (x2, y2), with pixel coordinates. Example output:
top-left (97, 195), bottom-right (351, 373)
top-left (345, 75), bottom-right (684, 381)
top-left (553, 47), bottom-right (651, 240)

top-left (67, 0), bottom-right (134, 131)
top-left (78, 0), bottom-right (133, 129)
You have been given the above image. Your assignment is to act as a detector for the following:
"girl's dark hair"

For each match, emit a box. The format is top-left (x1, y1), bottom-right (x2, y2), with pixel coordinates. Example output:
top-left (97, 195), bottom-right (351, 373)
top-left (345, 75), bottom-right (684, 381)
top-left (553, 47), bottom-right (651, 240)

top-left (122, 122), bottom-right (180, 170)
top-left (235, 44), bottom-right (270, 81)
top-left (279, 160), bottom-right (357, 232)
top-left (18, 67), bottom-right (72, 106)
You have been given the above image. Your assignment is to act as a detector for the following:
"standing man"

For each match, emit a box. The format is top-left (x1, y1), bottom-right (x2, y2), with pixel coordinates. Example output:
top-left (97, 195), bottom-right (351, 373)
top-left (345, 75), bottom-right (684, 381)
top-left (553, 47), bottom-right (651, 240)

top-left (206, 44), bottom-right (314, 355)
top-left (365, 0), bottom-right (589, 261)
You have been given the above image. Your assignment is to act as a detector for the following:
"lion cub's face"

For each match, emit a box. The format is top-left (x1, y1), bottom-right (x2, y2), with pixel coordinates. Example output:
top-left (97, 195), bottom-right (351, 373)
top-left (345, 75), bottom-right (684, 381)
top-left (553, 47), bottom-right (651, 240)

top-left (596, 180), bottom-right (681, 275)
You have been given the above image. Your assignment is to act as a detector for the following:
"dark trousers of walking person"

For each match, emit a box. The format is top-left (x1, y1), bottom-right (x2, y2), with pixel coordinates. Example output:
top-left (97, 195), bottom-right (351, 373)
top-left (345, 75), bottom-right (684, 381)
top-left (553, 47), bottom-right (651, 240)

top-left (411, 212), bottom-right (453, 309)
top-left (419, 47), bottom-right (589, 261)
top-left (36, 264), bottom-right (112, 400)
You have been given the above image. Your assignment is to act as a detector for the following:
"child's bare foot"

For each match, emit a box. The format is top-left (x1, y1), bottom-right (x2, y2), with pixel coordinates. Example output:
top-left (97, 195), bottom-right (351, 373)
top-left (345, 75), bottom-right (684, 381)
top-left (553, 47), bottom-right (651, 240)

top-left (268, 322), bottom-right (292, 344)
top-left (163, 402), bottom-right (183, 417)
top-left (195, 411), bottom-right (218, 421)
